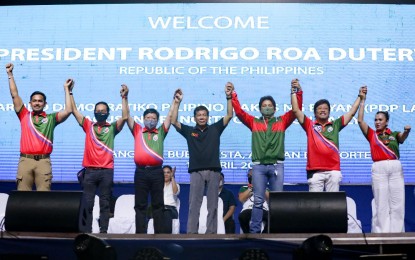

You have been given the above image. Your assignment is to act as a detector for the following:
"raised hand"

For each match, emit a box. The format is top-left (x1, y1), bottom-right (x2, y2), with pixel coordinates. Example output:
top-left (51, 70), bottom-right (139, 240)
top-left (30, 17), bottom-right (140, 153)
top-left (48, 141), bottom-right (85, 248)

top-left (5, 63), bottom-right (14, 74)
top-left (120, 84), bottom-right (129, 97)
top-left (291, 78), bottom-right (301, 93)
top-left (64, 79), bottom-right (74, 91)
top-left (225, 82), bottom-right (234, 97)
top-left (359, 85), bottom-right (367, 100)
top-left (173, 88), bottom-right (183, 103)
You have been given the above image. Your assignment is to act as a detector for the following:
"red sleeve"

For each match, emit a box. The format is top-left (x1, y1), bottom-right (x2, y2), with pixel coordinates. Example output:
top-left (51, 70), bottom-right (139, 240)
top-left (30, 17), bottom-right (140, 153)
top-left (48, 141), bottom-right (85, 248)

top-left (301, 114), bottom-right (311, 131)
top-left (17, 105), bottom-right (28, 120)
top-left (366, 127), bottom-right (374, 142)
top-left (231, 91), bottom-right (254, 130)
top-left (280, 90), bottom-right (303, 129)
top-left (82, 117), bottom-right (91, 133)
top-left (162, 122), bottom-right (169, 134)
top-left (55, 112), bottom-right (60, 123)
top-left (132, 122), bottom-right (142, 137)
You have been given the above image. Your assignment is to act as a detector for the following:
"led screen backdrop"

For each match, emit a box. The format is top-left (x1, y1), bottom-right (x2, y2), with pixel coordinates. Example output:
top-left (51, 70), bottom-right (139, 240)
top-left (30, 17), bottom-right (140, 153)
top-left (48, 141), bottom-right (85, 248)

top-left (0, 3), bottom-right (414, 183)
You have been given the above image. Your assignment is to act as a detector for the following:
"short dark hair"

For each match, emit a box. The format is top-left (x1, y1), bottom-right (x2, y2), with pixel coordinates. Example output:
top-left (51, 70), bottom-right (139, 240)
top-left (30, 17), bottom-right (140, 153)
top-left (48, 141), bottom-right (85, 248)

top-left (30, 91), bottom-right (47, 102)
top-left (313, 99), bottom-right (331, 114)
top-left (95, 101), bottom-right (110, 113)
top-left (143, 108), bottom-right (160, 120)
top-left (194, 105), bottom-right (209, 117)
top-left (162, 165), bottom-right (173, 171)
top-left (376, 111), bottom-right (389, 121)
top-left (259, 96), bottom-right (276, 108)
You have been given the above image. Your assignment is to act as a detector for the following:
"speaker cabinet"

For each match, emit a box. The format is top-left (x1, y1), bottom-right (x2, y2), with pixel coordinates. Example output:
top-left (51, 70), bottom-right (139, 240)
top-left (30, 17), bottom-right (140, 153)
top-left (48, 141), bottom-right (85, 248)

top-left (5, 191), bottom-right (83, 232)
top-left (268, 191), bottom-right (347, 233)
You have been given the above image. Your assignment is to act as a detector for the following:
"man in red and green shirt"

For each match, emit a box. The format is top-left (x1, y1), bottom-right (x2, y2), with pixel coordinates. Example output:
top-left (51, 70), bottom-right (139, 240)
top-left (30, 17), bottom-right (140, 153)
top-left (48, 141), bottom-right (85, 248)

top-left (127, 89), bottom-right (179, 234)
top-left (6, 63), bottom-right (72, 191)
top-left (291, 79), bottom-right (366, 192)
top-left (231, 82), bottom-right (302, 234)
top-left (71, 82), bottom-right (129, 233)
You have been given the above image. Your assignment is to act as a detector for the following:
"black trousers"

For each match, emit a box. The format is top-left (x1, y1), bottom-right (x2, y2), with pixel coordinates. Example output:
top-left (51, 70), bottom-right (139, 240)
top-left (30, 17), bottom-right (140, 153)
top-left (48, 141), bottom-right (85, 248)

top-left (224, 218), bottom-right (235, 234)
top-left (163, 205), bottom-right (179, 234)
top-left (134, 166), bottom-right (164, 234)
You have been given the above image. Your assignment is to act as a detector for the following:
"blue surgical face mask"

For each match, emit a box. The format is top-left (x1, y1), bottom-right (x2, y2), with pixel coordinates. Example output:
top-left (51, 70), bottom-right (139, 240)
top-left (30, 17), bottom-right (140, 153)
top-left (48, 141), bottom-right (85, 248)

top-left (94, 112), bottom-right (109, 122)
top-left (144, 119), bottom-right (158, 130)
top-left (261, 107), bottom-right (274, 117)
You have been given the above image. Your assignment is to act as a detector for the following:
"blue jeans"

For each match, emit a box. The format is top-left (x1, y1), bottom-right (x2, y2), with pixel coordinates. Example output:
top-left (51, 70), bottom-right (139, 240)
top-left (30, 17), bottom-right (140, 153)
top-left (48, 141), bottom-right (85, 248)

top-left (81, 168), bottom-right (113, 233)
top-left (250, 163), bottom-right (284, 233)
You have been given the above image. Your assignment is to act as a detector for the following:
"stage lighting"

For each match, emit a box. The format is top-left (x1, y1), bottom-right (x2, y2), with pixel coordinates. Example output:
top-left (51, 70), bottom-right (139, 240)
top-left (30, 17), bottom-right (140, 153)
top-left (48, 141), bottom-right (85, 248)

top-left (239, 248), bottom-right (269, 260)
top-left (133, 247), bottom-right (166, 260)
top-left (293, 235), bottom-right (333, 260)
top-left (73, 234), bottom-right (116, 260)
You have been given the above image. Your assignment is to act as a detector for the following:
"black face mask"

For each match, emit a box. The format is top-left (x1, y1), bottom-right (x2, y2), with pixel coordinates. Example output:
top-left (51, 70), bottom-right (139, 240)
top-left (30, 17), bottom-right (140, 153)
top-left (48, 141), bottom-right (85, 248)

top-left (94, 113), bottom-right (109, 122)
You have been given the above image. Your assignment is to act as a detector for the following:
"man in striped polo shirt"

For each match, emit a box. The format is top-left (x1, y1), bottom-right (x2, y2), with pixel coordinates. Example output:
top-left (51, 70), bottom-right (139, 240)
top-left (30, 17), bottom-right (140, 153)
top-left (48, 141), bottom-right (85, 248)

top-left (230, 82), bottom-right (303, 234)
top-left (291, 79), bottom-right (366, 192)
top-left (70, 82), bottom-right (129, 233)
top-left (127, 89), bottom-right (179, 234)
top-left (6, 63), bottom-right (72, 191)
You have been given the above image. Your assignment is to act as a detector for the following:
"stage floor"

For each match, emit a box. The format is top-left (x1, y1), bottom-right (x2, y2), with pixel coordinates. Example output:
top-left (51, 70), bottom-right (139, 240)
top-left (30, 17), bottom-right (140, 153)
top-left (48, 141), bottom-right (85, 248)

top-left (1, 232), bottom-right (415, 259)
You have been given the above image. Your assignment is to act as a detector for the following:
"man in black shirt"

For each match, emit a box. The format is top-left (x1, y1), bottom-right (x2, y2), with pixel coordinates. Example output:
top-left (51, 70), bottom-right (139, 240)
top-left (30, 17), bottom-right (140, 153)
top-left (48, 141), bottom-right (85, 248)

top-left (171, 84), bottom-right (233, 234)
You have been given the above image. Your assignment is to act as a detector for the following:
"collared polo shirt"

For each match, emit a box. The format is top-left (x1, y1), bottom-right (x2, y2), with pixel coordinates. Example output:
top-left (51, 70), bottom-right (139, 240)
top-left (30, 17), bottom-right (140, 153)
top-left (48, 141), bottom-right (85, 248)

top-left (17, 106), bottom-right (60, 154)
top-left (132, 122), bottom-right (168, 166)
top-left (175, 118), bottom-right (226, 173)
top-left (81, 118), bottom-right (120, 169)
top-left (302, 116), bottom-right (346, 172)
top-left (366, 127), bottom-right (400, 161)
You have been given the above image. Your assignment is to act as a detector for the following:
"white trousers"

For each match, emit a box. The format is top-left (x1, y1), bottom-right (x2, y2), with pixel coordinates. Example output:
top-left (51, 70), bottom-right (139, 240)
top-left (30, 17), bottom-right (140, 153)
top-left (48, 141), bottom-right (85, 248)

top-left (371, 160), bottom-right (405, 233)
top-left (308, 170), bottom-right (342, 192)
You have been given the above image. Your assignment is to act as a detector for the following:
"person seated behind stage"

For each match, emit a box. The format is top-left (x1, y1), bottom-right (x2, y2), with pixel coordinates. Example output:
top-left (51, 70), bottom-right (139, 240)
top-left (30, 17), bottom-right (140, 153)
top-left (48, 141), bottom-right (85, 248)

top-left (238, 169), bottom-right (269, 234)
top-left (163, 165), bottom-right (180, 233)
top-left (219, 173), bottom-right (237, 234)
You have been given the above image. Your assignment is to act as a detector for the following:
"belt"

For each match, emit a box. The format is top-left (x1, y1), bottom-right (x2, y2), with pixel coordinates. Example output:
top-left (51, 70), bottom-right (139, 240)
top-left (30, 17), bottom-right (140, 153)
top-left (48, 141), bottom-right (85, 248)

top-left (20, 153), bottom-right (50, 161)
top-left (252, 161), bottom-right (284, 165)
top-left (136, 165), bottom-right (162, 170)
top-left (86, 167), bottom-right (108, 170)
